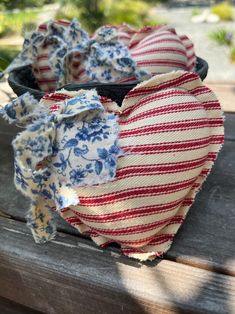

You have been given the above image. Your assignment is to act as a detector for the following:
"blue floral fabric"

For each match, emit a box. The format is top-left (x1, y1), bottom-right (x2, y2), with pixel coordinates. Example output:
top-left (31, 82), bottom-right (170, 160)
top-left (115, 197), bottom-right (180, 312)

top-left (5, 19), bottom-right (147, 91)
top-left (0, 92), bottom-right (38, 126)
top-left (64, 25), bottom-right (148, 84)
top-left (2, 89), bottom-right (120, 242)
top-left (6, 19), bottom-right (89, 78)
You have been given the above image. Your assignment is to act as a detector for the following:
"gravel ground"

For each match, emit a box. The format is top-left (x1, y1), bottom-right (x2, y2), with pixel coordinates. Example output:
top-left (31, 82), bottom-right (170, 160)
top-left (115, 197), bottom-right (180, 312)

top-left (155, 7), bottom-right (235, 82)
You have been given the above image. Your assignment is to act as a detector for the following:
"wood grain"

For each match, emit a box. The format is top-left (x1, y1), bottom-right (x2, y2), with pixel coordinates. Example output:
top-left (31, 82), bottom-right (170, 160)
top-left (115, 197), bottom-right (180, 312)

top-left (1, 218), bottom-right (235, 314)
top-left (0, 296), bottom-right (43, 314)
top-left (166, 140), bottom-right (235, 276)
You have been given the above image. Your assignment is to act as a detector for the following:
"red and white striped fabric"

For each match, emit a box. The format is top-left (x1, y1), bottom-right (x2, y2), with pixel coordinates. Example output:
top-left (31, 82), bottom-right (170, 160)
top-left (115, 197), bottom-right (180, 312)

top-left (31, 21), bottom-right (196, 92)
top-left (55, 71), bottom-right (224, 260)
top-left (68, 24), bottom-right (197, 85)
top-left (32, 20), bottom-right (73, 92)
top-left (123, 25), bottom-right (196, 74)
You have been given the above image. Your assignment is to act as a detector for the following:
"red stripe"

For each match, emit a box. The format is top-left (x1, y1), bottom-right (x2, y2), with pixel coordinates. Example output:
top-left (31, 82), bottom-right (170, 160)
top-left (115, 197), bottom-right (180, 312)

top-left (57, 20), bottom-right (71, 26)
top-left (73, 199), bottom-right (184, 223)
top-left (38, 24), bottom-right (47, 31)
top-left (37, 66), bottom-right (51, 73)
top-left (42, 93), bottom-right (72, 101)
top-left (149, 234), bottom-right (174, 246)
top-left (119, 102), bottom-right (205, 125)
top-left (66, 217), bottom-right (83, 225)
top-left (73, 196), bottom-right (199, 224)
top-left (203, 101), bottom-right (221, 110)
top-left (120, 119), bottom-right (210, 138)
top-left (91, 216), bottom-right (184, 236)
top-left (130, 32), bottom-right (181, 48)
top-left (37, 78), bottom-right (57, 84)
top-left (136, 59), bottom-right (186, 68)
top-left (119, 233), bottom-right (175, 246)
top-left (122, 89), bottom-right (190, 115)
top-left (122, 135), bottom-right (223, 155)
top-left (131, 37), bottom-right (183, 51)
top-left (125, 72), bottom-right (197, 99)
top-left (72, 61), bottom-right (81, 68)
top-left (37, 54), bottom-right (49, 61)
top-left (79, 177), bottom-right (198, 206)
top-left (116, 156), bottom-right (208, 179)
top-left (131, 47), bottom-right (186, 57)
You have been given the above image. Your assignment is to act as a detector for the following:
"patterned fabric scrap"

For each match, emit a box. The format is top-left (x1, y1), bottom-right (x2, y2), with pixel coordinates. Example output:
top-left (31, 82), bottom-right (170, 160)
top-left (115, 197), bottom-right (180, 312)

top-left (2, 89), bottom-right (120, 242)
top-left (64, 25), bottom-right (147, 85)
top-left (1, 71), bottom-right (224, 261)
top-left (5, 19), bottom-right (197, 93)
top-left (116, 24), bottom-right (197, 75)
top-left (5, 20), bottom-right (143, 92)
top-left (6, 19), bottom-right (90, 92)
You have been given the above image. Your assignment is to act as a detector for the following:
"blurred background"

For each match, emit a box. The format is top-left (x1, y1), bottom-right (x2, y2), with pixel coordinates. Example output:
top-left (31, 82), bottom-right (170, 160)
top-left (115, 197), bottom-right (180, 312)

top-left (0, 0), bottom-right (234, 103)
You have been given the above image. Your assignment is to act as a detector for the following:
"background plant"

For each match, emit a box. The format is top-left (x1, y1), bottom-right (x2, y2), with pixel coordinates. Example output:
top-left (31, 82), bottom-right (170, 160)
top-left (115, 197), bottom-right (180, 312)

top-left (57, 0), bottom-right (163, 31)
top-left (0, 0), bottom-right (49, 10)
top-left (191, 8), bottom-right (202, 17)
top-left (0, 45), bottom-right (20, 71)
top-left (209, 28), bottom-right (234, 46)
top-left (0, 10), bottom-right (38, 37)
top-left (211, 1), bottom-right (234, 21)
top-left (230, 46), bottom-right (235, 62)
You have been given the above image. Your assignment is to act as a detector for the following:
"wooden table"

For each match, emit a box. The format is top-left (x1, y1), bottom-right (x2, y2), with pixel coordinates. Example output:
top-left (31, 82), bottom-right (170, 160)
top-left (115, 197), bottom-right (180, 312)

top-left (0, 114), bottom-right (235, 314)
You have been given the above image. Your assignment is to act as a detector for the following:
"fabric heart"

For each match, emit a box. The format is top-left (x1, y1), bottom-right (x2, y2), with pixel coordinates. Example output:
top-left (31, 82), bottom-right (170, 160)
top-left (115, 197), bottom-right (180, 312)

top-left (118, 24), bottom-right (196, 74)
top-left (1, 71), bottom-right (224, 261)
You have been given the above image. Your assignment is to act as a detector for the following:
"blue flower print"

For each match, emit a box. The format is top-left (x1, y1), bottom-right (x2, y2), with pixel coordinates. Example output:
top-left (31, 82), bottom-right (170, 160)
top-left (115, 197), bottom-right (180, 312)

top-left (97, 144), bottom-right (120, 177)
top-left (70, 168), bottom-right (88, 185)
top-left (3, 102), bottom-right (16, 120)
top-left (101, 69), bottom-right (112, 81)
top-left (14, 163), bottom-right (29, 190)
top-left (53, 153), bottom-right (68, 175)
top-left (9, 88), bottom-right (121, 237)
top-left (24, 136), bottom-right (48, 159)
top-left (74, 145), bottom-right (89, 157)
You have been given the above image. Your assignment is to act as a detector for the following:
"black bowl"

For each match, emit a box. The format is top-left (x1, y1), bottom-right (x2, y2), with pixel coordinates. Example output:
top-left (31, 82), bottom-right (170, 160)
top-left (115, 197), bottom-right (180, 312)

top-left (8, 56), bottom-right (208, 101)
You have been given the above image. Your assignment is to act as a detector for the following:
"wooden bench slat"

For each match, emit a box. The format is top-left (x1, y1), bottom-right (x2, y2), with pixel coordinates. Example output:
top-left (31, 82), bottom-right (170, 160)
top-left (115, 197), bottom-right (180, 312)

top-left (0, 297), bottom-right (43, 314)
top-left (166, 139), bottom-right (235, 276)
top-left (1, 218), bottom-right (235, 314)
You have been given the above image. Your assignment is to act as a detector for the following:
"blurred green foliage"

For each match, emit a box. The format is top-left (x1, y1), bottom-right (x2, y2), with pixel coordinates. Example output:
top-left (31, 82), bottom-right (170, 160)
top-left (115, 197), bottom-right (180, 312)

top-left (209, 28), bottom-right (234, 46)
top-left (0, 11), bottom-right (38, 37)
top-left (0, 45), bottom-right (20, 71)
top-left (230, 46), bottom-right (235, 62)
top-left (211, 1), bottom-right (234, 21)
top-left (191, 8), bottom-right (202, 16)
top-left (102, 0), bottom-right (157, 26)
top-left (57, 0), bottom-right (164, 31)
top-left (0, 0), bottom-right (47, 10)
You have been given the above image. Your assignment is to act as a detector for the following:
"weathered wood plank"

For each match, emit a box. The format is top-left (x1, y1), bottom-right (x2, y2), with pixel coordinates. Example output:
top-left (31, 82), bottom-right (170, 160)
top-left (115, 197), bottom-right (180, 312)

top-left (0, 218), bottom-right (235, 314)
top-left (224, 113), bottom-right (235, 141)
top-left (0, 297), bottom-right (43, 314)
top-left (166, 140), bottom-right (235, 276)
